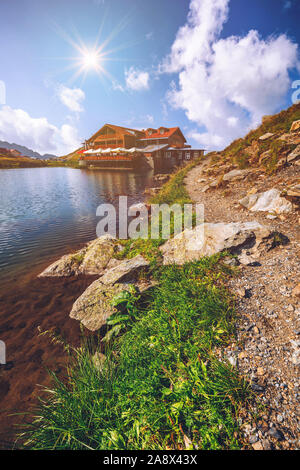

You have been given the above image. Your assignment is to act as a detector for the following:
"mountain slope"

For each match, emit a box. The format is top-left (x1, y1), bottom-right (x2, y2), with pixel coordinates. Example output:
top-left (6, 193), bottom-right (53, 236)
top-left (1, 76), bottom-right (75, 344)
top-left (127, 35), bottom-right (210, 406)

top-left (0, 140), bottom-right (57, 160)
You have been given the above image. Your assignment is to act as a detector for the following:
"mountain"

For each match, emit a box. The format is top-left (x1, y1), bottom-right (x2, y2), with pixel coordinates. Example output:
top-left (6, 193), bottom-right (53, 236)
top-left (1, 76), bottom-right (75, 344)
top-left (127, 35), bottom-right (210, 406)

top-left (0, 140), bottom-right (57, 160)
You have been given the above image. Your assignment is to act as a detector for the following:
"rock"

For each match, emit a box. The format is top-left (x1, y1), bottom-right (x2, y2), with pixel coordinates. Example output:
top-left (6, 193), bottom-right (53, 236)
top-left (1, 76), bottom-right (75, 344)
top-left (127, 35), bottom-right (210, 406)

top-left (256, 367), bottom-right (265, 376)
top-left (259, 132), bottom-right (274, 141)
top-left (277, 133), bottom-right (300, 145)
top-left (238, 351), bottom-right (248, 360)
top-left (287, 144), bottom-right (300, 163)
top-left (99, 255), bottom-right (149, 285)
top-left (202, 185), bottom-right (210, 193)
top-left (39, 235), bottom-right (118, 277)
top-left (269, 427), bottom-right (285, 441)
top-left (290, 120), bottom-right (300, 133)
top-left (292, 284), bottom-right (300, 298)
top-left (70, 281), bottom-right (134, 331)
top-left (80, 236), bottom-right (118, 275)
top-left (291, 351), bottom-right (300, 366)
top-left (223, 169), bottom-right (249, 182)
top-left (249, 435), bottom-right (259, 444)
top-left (251, 383), bottom-right (265, 393)
top-left (239, 188), bottom-right (293, 214)
top-left (160, 221), bottom-right (273, 265)
top-left (252, 441), bottom-right (264, 450)
top-left (238, 253), bottom-right (260, 266)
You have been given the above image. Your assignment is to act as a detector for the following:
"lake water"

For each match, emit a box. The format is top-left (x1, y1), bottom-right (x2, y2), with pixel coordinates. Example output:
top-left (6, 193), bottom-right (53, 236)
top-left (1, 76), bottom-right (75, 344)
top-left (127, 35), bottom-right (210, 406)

top-left (0, 167), bottom-right (154, 287)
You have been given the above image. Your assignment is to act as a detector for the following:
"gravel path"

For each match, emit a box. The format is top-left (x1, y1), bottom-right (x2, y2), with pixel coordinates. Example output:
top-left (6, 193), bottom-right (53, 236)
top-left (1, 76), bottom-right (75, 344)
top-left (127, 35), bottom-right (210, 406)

top-left (185, 160), bottom-right (300, 450)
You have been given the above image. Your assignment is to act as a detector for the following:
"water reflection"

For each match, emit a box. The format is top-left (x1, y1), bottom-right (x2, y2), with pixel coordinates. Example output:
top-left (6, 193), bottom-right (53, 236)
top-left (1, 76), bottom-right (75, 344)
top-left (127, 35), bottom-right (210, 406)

top-left (0, 167), bottom-right (154, 287)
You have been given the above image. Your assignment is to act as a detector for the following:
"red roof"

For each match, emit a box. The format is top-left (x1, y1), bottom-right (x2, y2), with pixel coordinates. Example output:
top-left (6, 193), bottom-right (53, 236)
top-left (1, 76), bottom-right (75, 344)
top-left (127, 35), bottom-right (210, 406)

top-left (143, 127), bottom-right (182, 140)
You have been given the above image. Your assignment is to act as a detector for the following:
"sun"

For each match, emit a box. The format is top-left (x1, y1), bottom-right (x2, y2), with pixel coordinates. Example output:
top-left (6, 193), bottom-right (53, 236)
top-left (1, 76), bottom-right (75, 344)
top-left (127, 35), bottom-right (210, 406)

top-left (81, 49), bottom-right (101, 70)
top-left (53, 14), bottom-right (133, 84)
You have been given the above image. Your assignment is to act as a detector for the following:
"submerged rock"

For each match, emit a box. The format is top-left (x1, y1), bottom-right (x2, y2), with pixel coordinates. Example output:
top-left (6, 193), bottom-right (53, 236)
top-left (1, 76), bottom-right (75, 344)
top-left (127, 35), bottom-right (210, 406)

top-left (160, 221), bottom-right (273, 265)
top-left (239, 189), bottom-right (293, 214)
top-left (39, 235), bottom-right (118, 277)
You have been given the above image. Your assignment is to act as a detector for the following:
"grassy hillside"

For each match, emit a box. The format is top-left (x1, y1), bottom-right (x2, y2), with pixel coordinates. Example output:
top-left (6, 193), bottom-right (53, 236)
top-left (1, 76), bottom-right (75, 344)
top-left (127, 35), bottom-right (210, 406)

top-left (60, 147), bottom-right (83, 161)
top-left (211, 103), bottom-right (300, 173)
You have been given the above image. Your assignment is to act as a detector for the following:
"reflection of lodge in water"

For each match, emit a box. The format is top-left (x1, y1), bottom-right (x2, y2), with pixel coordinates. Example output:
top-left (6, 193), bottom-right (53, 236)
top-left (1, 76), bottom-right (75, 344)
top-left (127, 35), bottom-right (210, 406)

top-left (78, 124), bottom-right (204, 172)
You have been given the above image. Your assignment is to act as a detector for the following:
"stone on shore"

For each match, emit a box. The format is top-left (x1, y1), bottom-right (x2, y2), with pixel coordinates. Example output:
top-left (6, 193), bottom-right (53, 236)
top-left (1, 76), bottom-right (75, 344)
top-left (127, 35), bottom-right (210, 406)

top-left (160, 221), bottom-right (273, 265)
top-left (99, 255), bottom-right (150, 285)
top-left (239, 188), bottom-right (292, 214)
top-left (69, 254), bottom-right (150, 331)
top-left (39, 235), bottom-right (118, 277)
top-left (70, 281), bottom-right (133, 331)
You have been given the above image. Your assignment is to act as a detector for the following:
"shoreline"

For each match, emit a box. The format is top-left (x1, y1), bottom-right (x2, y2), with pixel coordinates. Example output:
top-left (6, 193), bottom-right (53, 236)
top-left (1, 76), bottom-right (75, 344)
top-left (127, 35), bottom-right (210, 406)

top-left (0, 267), bottom-right (98, 449)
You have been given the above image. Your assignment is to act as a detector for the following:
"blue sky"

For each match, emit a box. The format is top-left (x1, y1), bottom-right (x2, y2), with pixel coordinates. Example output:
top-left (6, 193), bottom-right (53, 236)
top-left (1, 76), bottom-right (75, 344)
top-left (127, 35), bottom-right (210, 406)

top-left (0, 0), bottom-right (299, 155)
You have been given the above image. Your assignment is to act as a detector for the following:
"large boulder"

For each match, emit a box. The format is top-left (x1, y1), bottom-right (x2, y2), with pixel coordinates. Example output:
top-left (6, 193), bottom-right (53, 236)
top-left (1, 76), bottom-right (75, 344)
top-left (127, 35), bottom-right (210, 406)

top-left (160, 221), bottom-right (272, 265)
top-left (99, 255), bottom-right (150, 285)
top-left (39, 235), bottom-right (118, 277)
top-left (69, 254), bottom-right (150, 331)
top-left (70, 281), bottom-right (133, 331)
top-left (239, 189), bottom-right (293, 214)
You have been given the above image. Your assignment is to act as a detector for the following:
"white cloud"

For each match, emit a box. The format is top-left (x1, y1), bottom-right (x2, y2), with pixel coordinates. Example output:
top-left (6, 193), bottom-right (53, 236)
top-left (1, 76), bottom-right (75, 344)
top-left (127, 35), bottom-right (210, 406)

top-left (112, 80), bottom-right (125, 92)
top-left (125, 67), bottom-right (150, 91)
top-left (162, 0), bottom-right (300, 150)
top-left (57, 85), bottom-right (85, 113)
top-left (0, 105), bottom-right (81, 156)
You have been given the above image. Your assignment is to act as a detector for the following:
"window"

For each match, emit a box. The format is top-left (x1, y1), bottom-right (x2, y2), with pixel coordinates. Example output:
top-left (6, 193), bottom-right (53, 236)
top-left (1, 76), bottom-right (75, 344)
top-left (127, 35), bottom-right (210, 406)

top-left (178, 152), bottom-right (183, 160)
top-left (185, 152), bottom-right (191, 160)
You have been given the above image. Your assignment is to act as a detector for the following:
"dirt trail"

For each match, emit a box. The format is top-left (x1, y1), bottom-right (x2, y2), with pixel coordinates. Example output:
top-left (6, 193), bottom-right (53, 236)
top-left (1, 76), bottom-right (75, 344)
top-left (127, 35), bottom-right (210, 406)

top-left (185, 161), bottom-right (300, 450)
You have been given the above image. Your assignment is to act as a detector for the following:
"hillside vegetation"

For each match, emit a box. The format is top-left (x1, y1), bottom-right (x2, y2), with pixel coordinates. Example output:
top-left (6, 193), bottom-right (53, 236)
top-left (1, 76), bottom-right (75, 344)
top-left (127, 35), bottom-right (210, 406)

top-left (0, 154), bottom-right (47, 169)
top-left (210, 103), bottom-right (300, 173)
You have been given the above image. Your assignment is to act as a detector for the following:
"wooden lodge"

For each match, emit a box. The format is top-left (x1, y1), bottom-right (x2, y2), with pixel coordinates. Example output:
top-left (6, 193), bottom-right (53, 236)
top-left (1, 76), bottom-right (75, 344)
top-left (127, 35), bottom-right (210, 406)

top-left (79, 124), bottom-right (204, 171)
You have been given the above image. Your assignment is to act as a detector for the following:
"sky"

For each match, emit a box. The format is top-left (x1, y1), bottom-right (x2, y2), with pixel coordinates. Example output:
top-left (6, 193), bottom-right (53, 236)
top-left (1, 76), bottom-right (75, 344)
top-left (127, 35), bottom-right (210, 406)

top-left (0, 0), bottom-right (299, 156)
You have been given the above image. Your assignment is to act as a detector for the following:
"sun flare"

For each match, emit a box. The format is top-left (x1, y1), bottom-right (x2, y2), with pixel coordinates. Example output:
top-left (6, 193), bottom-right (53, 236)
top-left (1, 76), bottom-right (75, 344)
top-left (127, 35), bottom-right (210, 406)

top-left (81, 49), bottom-right (101, 70)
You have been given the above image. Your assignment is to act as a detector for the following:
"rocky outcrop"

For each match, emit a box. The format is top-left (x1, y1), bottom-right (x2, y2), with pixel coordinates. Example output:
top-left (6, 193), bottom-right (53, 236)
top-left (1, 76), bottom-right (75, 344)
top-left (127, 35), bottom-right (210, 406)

top-left (223, 169), bottom-right (250, 182)
top-left (39, 235), bottom-right (119, 277)
top-left (259, 133), bottom-right (274, 141)
top-left (287, 145), bottom-right (300, 163)
top-left (290, 120), bottom-right (300, 133)
top-left (239, 189), bottom-right (293, 214)
top-left (160, 221), bottom-right (274, 265)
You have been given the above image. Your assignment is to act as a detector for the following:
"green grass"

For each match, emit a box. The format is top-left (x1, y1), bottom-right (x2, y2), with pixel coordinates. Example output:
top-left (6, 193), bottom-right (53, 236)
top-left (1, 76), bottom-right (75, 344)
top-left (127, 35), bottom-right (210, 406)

top-left (115, 157), bottom-right (203, 264)
top-left (21, 256), bottom-right (250, 450)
